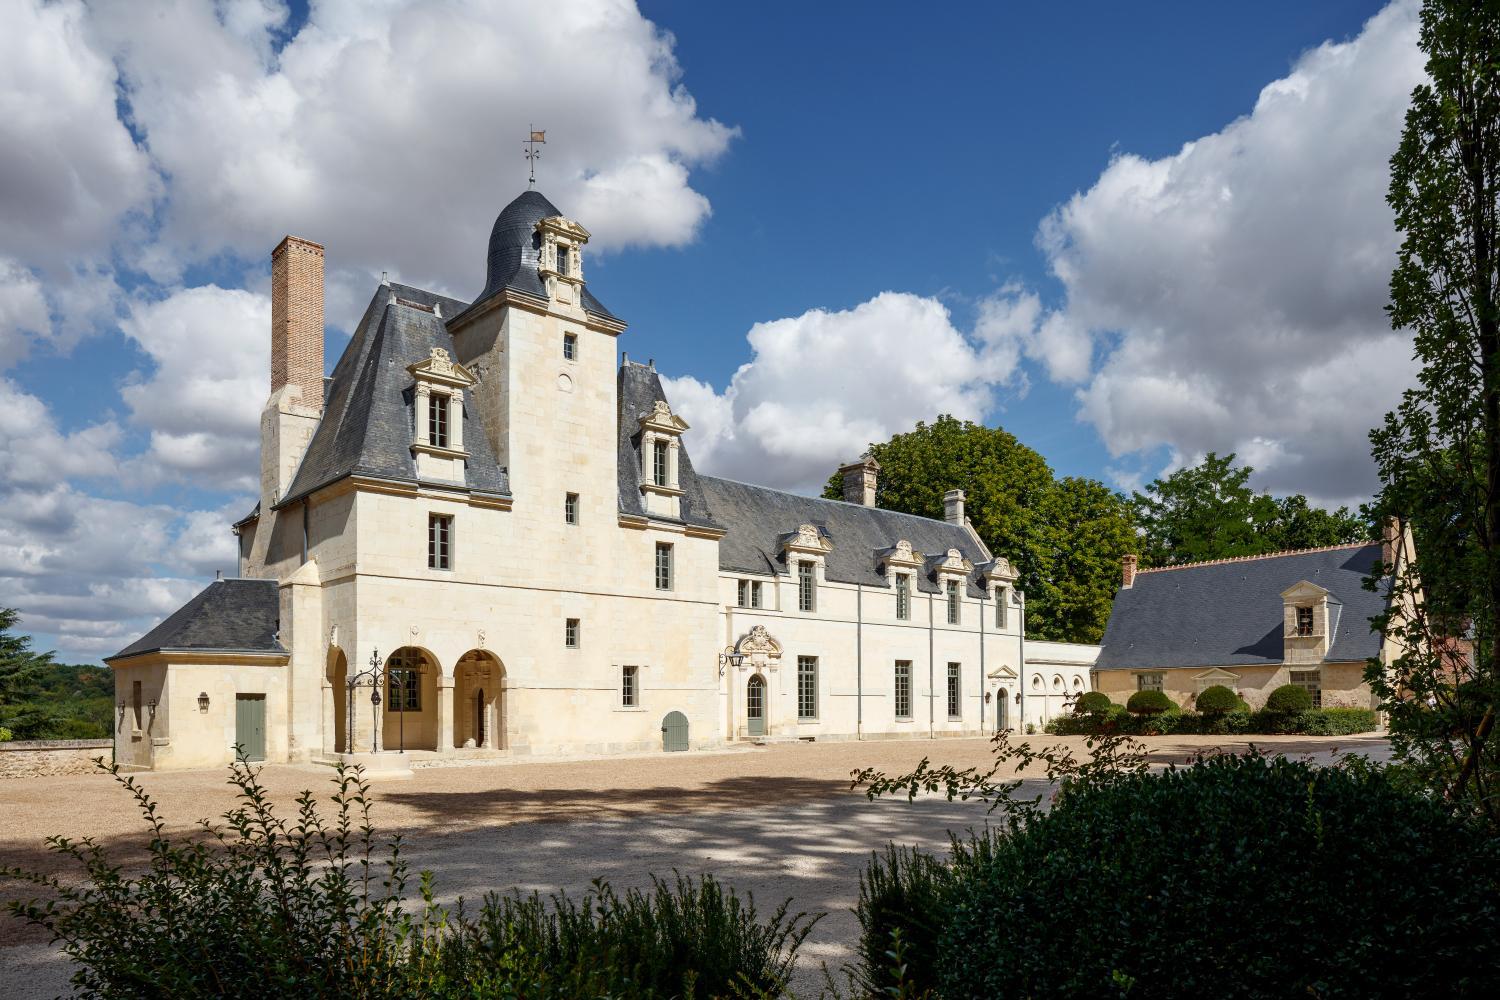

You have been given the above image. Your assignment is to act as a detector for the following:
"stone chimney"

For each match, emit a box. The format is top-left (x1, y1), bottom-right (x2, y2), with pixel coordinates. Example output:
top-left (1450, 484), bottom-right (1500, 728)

top-left (271, 235), bottom-right (325, 415)
top-left (943, 489), bottom-right (965, 525)
top-left (838, 455), bottom-right (880, 506)
top-left (262, 236), bottom-right (325, 511)
top-left (1122, 553), bottom-right (1138, 589)
top-left (1381, 516), bottom-right (1401, 568)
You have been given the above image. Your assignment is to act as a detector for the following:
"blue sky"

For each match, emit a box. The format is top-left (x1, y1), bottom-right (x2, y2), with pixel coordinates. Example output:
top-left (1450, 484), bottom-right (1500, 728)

top-left (0, 0), bottom-right (1421, 661)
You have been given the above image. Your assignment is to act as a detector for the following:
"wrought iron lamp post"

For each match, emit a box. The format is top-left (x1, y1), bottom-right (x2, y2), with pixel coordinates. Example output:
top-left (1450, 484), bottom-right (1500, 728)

top-left (717, 648), bottom-right (745, 677)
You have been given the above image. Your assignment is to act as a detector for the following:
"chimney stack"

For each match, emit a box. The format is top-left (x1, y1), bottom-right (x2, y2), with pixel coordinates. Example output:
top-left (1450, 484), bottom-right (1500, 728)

top-left (1381, 516), bottom-right (1401, 568)
top-left (838, 455), bottom-right (880, 506)
top-left (943, 489), bottom-right (965, 525)
top-left (1122, 553), bottom-right (1138, 589)
top-left (271, 235), bottom-right (325, 416)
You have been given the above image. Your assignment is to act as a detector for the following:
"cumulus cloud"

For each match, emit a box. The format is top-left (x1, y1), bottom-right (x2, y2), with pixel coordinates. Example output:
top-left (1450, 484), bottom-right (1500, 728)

top-left (119, 285), bottom-right (271, 488)
top-left (0, 380), bottom-right (121, 489)
top-left (664, 292), bottom-right (1021, 494)
top-left (1017, 0), bottom-right (1424, 505)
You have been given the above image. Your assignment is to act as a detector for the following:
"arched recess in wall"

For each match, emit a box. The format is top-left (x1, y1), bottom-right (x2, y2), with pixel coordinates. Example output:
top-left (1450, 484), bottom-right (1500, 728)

top-left (454, 649), bottom-right (504, 750)
top-left (327, 649), bottom-right (348, 755)
top-left (383, 646), bottom-right (440, 752)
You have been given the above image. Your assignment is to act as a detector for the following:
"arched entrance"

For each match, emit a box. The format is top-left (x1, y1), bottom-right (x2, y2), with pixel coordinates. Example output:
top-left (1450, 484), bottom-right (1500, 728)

top-left (454, 650), bottom-right (503, 750)
top-left (746, 674), bottom-right (766, 738)
top-left (662, 710), bottom-right (689, 752)
top-left (996, 687), bottom-right (1009, 732)
top-left (327, 650), bottom-right (348, 754)
top-left (383, 647), bottom-right (439, 752)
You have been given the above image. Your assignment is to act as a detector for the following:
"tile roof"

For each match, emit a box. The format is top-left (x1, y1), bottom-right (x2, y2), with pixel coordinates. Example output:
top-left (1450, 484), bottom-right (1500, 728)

top-left (696, 475), bottom-right (991, 595)
top-left (107, 579), bottom-right (285, 661)
top-left (616, 362), bottom-right (720, 530)
top-left (465, 189), bottom-right (619, 323)
top-left (278, 281), bottom-right (510, 508)
top-left (1095, 543), bottom-right (1389, 670)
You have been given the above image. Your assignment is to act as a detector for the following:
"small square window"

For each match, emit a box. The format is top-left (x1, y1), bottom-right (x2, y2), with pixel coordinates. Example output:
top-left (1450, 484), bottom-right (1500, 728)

top-left (1137, 672), bottom-right (1164, 693)
top-left (565, 492), bottom-right (579, 525)
top-left (428, 514), bottom-right (453, 570)
top-left (565, 618), bottom-right (580, 648)
top-left (621, 665), bottom-right (638, 707)
top-left (563, 333), bottom-right (577, 361)
top-left (1296, 606), bottom-right (1315, 637)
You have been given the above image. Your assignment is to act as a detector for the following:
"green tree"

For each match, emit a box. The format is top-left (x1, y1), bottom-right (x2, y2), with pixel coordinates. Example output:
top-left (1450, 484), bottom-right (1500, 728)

top-left (1367, 0), bottom-right (1500, 828)
top-left (825, 416), bottom-right (1134, 643)
top-left (0, 608), bottom-right (52, 710)
top-left (1131, 452), bottom-right (1365, 566)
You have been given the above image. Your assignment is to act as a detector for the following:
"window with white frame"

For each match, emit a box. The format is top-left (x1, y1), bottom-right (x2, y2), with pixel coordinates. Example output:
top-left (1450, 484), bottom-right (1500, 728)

top-left (427, 392), bottom-right (449, 449)
top-left (995, 587), bottom-right (1008, 629)
top-left (565, 492), bottom-right (579, 525)
top-left (652, 440), bottom-right (669, 487)
top-left (655, 542), bottom-right (673, 591)
top-left (557, 245), bottom-right (571, 276)
top-left (895, 660), bottom-right (912, 719)
top-left (565, 618), bottom-right (580, 649)
top-left (1290, 668), bottom-right (1322, 708)
top-left (621, 665), bottom-right (638, 707)
top-left (946, 579), bottom-right (961, 625)
top-left (737, 579), bottom-right (764, 608)
top-left (896, 573), bottom-right (911, 620)
top-left (797, 656), bottom-right (818, 720)
top-left (797, 560), bottom-right (816, 612)
top-left (749, 580), bottom-right (762, 608)
top-left (947, 662), bottom-right (961, 719)
top-left (1137, 672), bottom-right (1164, 692)
top-left (563, 332), bottom-right (577, 360)
top-left (428, 514), bottom-right (452, 570)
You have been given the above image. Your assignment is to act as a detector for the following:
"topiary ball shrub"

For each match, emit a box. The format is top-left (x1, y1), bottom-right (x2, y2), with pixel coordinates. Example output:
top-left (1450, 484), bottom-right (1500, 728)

top-left (1126, 689), bottom-right (1174, 716)
top-left (1265, 683), bottom-right (1313, 714)
top-left (929, 753), bottom-right (1500, 999)
top-left (1075, 691), bottom-right (1113, 715)
top-left (1195, 685), bottom-right (1240, 716)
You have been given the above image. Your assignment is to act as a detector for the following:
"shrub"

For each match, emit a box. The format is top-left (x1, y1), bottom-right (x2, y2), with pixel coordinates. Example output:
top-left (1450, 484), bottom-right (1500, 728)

top-left (1266, 683), bottom-right (1313, 714)
top-left (1195, 685), bottom-right (1239, 716)
top-left (851, 844), bottom-right (954, 995)
top-left (2, 761), bottom-right (816, 999)
top-left (1126, 689), bottom-right (1174, 716)
top-left (1074, 691), bottom-right (1113, 715)
top-left (901, 753), bottom-right (1500, 998)
top-left (0, 726), bottom-right (11, 742)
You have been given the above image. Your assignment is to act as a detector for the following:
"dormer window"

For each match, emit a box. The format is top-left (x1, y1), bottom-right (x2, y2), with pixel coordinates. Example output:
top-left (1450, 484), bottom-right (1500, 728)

top-left (557, 245), bottom-right (571, 276)
top-left (427, 392), bottom-right (449, 449)
top-left (652, 440), bottom-right (669, 486)
top-left (1296, 606), bottom-right (1314, 637)
top-left (637, 398), bottom-right (690, 518)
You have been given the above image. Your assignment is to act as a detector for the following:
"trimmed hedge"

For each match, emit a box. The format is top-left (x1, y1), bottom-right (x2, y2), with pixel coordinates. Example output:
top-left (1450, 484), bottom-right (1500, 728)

top-left (1045, 706), bottom-right (1378, 737)
top-left (867, 753), bottom-right (1500, 998)
top-left (1195, 684), bottom-right (1239, 715)
top-left (1074, 691), bottom-right (1113, 715)
top-left (1126, 689), bottom-right (1174, 715)
top-left (1266, 683), bottom-right (1314, 713)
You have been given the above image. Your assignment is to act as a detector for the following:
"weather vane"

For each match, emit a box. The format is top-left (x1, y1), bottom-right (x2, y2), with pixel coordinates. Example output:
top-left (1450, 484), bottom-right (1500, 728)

top-left (524, 126), bottom-right (546, 188)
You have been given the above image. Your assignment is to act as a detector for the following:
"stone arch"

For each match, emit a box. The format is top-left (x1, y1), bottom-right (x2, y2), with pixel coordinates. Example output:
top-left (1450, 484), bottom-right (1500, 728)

top-left (383, 646), bottom-right (440, 752)
top-left (996, 687), bottom-right (1010, 731)
top-left (327, 649), bottom-right (349, 754)
top-left (453, 649), bottom-right (504, 750)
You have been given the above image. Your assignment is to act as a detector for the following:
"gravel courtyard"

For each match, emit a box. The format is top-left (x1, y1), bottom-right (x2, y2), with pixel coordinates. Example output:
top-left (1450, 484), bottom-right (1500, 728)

top-left (0, 733), bottom-right (1391, 998)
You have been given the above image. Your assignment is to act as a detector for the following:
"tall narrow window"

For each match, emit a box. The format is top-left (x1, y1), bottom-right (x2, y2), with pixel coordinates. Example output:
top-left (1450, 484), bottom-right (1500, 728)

top-left (895, 574), bottom-right (911, 620)
top-left (947, 662), bottom-right (962, 719)
top-left (565, 618), bottom-right (580, 648)
top-left (895, 661), bottom-right (912, 719)
top-left (428, 514), bottom-right (453, 570)
top-left (621, 665), bottom-right (638, 707)
top-left (565, 492), bottom-right (579, 525)
top-left (798, 560), bottom-right (816, 612)
top-left (563, 332), bottom-right (577, 360)
top-left (557, 245), bottom-right (571, 276)
top-left (132, 680), bottom-right (143, 731)
top-left (750, 581), bottom-right (763, 608)
top-left (1295, 606), bottom-right (1315, 637)
top-left (797, 656), bottom-right (818, 720)
top-left (387, 651), bottom-right (421, 712)
top-left (995, 587), bottom-right (1008, 629)
top-left (946, 580), bottom-right (961, 625)
top-left (652, 439), bottom-right (669, 486)
top-left (655, 542), bottom-right (673, 591)
top-left (427, 393), bottom-right (449, 449)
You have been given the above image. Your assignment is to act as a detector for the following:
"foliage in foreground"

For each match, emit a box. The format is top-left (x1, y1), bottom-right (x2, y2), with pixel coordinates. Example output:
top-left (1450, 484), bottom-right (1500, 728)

top-left (852, 740), bottom-right (1500, 998)
top-left (1, 760), bottom-right (815, 999)
top-left (1046, 704), bottom-right (1378, 737)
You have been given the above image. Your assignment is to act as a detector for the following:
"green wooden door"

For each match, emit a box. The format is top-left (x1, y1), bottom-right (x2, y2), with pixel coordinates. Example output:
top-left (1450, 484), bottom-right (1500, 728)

top-left (235, 694), bottom-right (266, 761)
top-left (746, 676), bottom-right (766, 737)
top-left (661, 711), bottom-right (689, 752)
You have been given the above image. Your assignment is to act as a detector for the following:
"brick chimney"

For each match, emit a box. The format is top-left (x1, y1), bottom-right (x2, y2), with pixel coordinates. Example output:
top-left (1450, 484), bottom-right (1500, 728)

top-left (1122, 553), bottom-right (1138, 589)
top-left (838, 455), bottom-right (880, 506)
top-left (1381, 516), bottom-right (1401, 568)
top-left (943, 489), bottom-right (965, 525)
top-left (271, 235), bottom-right (325, 415)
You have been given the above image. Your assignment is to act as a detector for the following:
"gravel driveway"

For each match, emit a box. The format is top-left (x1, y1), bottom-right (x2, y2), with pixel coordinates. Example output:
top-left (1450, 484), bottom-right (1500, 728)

top-left (0, 733), bottom-right (1391, 998)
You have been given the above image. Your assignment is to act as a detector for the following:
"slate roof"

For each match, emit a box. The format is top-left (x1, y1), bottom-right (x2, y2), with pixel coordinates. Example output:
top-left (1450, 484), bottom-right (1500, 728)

top-left (465, 189), bottom-right (619, 323)
top-left (617, 362), bottom-right (720, 530)
top-left (107, 580), bottom-right (285, 662)
top-left (277, 281), bottom-right (510, 508)
top-left (1095, 543), bottom-right (1389, 671)
top-left (697, 475), bottom-right (990, 595)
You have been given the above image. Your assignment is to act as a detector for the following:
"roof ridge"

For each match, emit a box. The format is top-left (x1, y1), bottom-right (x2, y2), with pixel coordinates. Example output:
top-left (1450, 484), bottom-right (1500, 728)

top-left (1136, 540), bottom-right (1376, 575)
top-left (697, 474), bottom-right (964, 529)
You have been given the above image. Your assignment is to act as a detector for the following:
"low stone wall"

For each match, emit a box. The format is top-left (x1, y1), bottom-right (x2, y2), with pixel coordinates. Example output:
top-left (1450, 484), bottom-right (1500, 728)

top-left (0, 739), bottom-right (113, 779)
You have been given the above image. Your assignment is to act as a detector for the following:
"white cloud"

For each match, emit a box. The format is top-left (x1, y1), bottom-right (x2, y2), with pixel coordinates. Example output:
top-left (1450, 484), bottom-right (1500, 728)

top-left (1018, 0), bottom-right (1423, 505)
top-left (118, 285), bottom-right (270, 488)
top-left (0, 379), bottom-right (121, 489)
top-left (665, 292), bottom-right (1021, 494)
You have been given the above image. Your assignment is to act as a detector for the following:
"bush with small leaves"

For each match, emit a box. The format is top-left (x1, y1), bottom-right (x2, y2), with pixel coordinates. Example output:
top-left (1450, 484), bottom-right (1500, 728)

top-left (1266, 684), bottom-right (1313, 714)
top-left (1126, 689), bottom-right (1175, 716)
top-left (1195, 685), bottom-right (1240, 716)
top-left (1075, 691), bottom-right (1113, 715)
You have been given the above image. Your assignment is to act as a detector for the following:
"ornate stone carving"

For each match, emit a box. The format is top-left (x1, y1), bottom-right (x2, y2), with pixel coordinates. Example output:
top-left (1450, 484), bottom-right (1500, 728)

top-left (477, 628), bottom-right (487, 649)
top-left (935, 548), bottom-right (973, 574)
top-left (735, 625), bottom-right (783, 660)
top-left (427, 347), bottom-right (454, 376)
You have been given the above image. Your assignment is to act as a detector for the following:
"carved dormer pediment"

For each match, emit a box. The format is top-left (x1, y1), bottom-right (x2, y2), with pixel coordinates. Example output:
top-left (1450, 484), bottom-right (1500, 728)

top-left (930, 547), bottom-right (974, 577)
top-left (407, 347), bottom-right (477, 389)
top-left (734, 624), bottom-right (783, 660)
top-left (781, 523), bottom-right (833, 558)
top-left (877, 539), bottom-right (925, 572)
top-left (638, 398), bottom-right (690, 436)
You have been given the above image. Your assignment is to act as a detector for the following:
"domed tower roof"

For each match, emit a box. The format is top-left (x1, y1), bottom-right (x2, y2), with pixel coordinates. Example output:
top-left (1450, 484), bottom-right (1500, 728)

top-left (475, 189), bottom-right (619, 321)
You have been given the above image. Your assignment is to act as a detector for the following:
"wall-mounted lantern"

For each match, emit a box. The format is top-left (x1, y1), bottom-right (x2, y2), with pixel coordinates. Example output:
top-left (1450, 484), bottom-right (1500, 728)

top-left (717, 648), bottom-right (746, 677)
top-left (147, 698), bottom-right (158, 722)
top-left (198, 692), bottom-right (211, 713)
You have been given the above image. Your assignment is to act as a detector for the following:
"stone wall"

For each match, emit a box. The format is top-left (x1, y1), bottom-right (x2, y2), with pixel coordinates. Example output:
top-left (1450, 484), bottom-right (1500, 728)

top-left (0, 740), bottom-right (113, 779)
